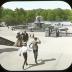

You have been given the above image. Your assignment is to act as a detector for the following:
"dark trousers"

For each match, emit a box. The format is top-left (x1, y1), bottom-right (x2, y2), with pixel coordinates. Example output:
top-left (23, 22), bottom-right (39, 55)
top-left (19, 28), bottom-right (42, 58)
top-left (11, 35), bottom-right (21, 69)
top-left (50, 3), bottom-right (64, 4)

top-left (56, 32), bottom-right (59, 37)
top-left (33, 49), bottom-right (38, 63)
top-left (23, 52), bottom-right (28, 68)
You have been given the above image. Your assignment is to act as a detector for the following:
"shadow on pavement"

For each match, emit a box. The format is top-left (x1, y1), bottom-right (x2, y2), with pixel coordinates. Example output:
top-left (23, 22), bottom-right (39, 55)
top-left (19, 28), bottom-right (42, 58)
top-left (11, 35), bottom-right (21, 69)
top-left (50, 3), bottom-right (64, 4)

top-left (0, 37), bottom-right (14, 46)
top-left (0, 48), bottom-right (18, 54)
top-left (25, 58), bottom-right (56, 70)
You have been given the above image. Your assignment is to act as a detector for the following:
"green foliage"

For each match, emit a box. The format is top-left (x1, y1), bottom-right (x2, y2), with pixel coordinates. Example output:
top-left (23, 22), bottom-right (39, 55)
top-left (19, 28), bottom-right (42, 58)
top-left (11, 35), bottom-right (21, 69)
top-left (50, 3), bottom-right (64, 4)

top-left (0, 7), bottom-right (72, 26)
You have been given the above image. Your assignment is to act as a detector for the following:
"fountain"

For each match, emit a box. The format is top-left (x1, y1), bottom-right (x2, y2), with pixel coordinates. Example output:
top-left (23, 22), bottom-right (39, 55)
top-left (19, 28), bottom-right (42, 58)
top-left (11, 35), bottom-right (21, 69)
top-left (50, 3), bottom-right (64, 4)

top-left (34, 16), bottom-right (44, 28)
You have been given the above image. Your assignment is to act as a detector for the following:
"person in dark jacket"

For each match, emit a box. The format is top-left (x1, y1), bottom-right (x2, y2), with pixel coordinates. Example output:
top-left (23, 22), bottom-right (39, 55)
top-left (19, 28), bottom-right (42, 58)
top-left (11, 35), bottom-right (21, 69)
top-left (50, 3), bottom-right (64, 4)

top-left (21, 30), bottom-right (29, 43)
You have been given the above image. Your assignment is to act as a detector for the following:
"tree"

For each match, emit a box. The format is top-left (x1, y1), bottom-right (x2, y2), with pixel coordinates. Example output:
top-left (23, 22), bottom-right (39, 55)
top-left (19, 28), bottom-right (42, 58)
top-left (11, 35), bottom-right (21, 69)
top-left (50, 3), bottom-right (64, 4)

top-left (1, 7), bottom-right (72, 26)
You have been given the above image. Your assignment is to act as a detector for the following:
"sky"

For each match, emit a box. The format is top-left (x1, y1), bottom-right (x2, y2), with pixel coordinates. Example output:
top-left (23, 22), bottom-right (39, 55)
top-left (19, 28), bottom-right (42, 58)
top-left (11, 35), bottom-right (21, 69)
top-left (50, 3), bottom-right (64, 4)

top-left (2, 1), bottom-right (72, 10)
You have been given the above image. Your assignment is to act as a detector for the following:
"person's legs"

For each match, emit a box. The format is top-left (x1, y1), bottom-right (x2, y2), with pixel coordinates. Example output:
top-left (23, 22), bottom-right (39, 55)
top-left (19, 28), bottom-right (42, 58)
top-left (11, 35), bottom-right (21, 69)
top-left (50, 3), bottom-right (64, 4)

top-left (33, 50), bottom-right (36, 62)
top-left (25, 52), bottom-right (28, 65)
top-left (33, 49), bottom-right (38, 64)
top-left (35, 50), bottom-right (38, 64)
top-left (22, 52), bottom-right (28, 69)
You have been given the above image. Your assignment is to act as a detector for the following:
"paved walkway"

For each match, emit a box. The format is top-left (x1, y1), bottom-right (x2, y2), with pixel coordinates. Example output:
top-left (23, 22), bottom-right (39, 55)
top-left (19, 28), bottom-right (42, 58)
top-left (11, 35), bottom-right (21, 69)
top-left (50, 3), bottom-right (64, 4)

top-left (0, 27), bottom-right (72, 71)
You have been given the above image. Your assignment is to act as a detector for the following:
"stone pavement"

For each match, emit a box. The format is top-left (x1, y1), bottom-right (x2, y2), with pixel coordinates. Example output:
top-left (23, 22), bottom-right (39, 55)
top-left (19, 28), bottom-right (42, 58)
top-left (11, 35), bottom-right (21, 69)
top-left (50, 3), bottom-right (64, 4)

top-left (0, 27), bottom-right (72, 71)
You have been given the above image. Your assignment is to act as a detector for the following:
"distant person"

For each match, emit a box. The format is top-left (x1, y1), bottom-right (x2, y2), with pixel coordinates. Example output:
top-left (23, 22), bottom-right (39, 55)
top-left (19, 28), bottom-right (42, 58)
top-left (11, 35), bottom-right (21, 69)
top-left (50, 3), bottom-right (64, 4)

top-left (21, 30), bottom-right (29, 43)
top-left (66, 30), bottom-right (68, 36)
top-left (56, 29), bottom-right (59, 37)
top-left (56, 29), bottom-right (58, 37)
top-left (18, 42), bottom-right (28, 69)
top-left (49, 28), bottom-right (51, 36)
top-left (32, 33), bottom-right (34, 38)
top-left (29, 37), bottom-right (41, 64)
top-left (14, 32), bottom-right (22, 47)
top-left (29, 33), bottom-right (34, 38)
top-left (29, 33), bottom-right (31, 37)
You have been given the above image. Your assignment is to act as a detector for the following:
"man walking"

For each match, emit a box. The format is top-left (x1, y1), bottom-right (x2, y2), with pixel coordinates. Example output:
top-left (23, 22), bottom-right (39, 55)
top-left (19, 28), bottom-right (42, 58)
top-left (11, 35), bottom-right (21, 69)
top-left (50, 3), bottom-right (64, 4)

top-left (29, 37), bottom-right (41, 64)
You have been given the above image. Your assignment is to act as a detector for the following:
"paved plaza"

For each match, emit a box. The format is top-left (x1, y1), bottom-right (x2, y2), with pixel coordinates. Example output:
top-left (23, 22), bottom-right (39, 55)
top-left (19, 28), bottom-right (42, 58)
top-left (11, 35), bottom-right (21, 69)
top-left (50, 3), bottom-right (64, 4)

top-left (0, 27), bottom-right (72, 71)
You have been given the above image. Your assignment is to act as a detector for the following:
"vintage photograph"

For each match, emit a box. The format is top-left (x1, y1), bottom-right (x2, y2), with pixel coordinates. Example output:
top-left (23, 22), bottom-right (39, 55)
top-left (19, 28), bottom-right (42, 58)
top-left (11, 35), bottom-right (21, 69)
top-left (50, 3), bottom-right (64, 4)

top-left (0, 1), bottom-right (72, 71)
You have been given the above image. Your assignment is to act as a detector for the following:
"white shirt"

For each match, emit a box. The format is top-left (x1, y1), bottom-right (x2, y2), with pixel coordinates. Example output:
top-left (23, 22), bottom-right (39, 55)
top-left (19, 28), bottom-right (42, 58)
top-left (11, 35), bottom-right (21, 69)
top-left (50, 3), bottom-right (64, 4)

top-left (18, 45), bottom-right (32, 56)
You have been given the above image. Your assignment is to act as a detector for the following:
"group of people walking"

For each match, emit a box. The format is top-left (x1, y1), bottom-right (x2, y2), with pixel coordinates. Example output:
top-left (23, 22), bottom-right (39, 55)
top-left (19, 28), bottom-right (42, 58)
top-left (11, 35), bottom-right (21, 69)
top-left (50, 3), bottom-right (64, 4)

top-left (15, 30), bottom-right (41, 69)
top-left (15, 30), bottom-right (29, 47)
